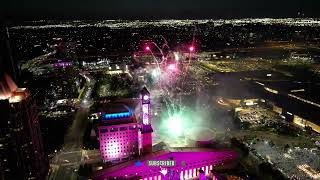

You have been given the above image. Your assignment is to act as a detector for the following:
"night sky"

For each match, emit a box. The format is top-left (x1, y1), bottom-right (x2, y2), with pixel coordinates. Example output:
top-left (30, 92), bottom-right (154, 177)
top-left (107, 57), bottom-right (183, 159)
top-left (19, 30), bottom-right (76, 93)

top-left (1, 0), bottom-right (319, 20)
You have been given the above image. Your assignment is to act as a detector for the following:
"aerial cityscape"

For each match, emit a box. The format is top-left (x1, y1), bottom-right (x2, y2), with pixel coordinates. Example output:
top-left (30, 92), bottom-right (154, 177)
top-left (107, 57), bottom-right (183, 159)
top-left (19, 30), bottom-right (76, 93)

top-left (2, 2), bottom-right (320, 180)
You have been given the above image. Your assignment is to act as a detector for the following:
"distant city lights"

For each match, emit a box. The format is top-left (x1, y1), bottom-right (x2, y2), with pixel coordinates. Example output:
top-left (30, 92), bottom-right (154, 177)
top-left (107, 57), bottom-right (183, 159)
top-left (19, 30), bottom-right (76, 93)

top-left (11, 18), bottom-right (320, 180)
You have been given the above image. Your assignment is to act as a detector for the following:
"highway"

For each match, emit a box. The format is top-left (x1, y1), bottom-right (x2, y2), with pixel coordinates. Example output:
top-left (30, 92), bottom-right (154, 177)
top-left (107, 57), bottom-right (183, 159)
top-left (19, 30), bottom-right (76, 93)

top-left (49, 72), bottom-right (95, 180)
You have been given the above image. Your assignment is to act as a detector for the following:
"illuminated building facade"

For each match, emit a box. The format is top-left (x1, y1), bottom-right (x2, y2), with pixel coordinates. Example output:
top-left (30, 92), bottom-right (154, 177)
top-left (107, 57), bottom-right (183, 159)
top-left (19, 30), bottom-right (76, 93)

top-left (98, 103), bottom-right (139, 163)
top-left (98, 87), bottom-right (153, 163)
top-left (94, 148), bottom-right (238, 180)
top-left (140, 87), bottom-right (153, 154)
top-left (0, 74), bottom-right (48, 180)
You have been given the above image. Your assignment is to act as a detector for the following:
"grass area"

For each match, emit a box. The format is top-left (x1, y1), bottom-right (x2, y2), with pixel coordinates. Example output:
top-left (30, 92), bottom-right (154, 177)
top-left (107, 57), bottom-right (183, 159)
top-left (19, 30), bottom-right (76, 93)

top-left (199, 58), bottom-right (317, 74)
top-left (199, 59), bottom-right (274, 72)
top-left (93, 74), bottom-right (139, 99)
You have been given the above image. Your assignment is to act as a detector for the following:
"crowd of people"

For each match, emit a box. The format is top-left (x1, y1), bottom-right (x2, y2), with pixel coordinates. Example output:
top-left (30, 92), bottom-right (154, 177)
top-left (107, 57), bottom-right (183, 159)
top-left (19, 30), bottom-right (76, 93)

top-left (237, 107), bottom-right (282, 127)
top-left (250, 141), bottom-right (320, 179)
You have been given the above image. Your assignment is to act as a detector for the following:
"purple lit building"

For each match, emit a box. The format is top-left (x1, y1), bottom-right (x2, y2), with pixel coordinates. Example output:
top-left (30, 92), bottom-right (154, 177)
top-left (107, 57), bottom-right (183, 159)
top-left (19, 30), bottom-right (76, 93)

top-left (98, 103), bottom-right (139, 163)
top-left (94, 148), bottom-right (238, 180)
top-left (98, 87), bottom-right (153, 163)
top-left (52, 61), bottom-right (72, 68)
top-left (139, 87), bottom-right (153, 154)
top-left (96, 87), bottom-right (238, 179)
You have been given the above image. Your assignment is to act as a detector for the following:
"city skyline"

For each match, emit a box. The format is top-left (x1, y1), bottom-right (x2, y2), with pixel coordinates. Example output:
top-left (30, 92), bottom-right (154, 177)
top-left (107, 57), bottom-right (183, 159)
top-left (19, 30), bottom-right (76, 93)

top-left (2, 13), bottom-right (320, 179)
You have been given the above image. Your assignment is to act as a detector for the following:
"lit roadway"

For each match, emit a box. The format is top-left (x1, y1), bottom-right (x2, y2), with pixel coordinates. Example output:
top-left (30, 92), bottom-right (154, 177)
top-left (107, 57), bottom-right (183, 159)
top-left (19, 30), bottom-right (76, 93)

top-left (49, 72), bottom-right (95, 180)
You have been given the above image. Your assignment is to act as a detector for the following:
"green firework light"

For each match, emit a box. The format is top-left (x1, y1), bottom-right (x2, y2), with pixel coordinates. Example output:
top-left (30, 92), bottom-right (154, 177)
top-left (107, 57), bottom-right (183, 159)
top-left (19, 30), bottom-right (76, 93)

top-left (151, 68), bottom-right (161, 79)
top-left (159, 105), bottom-right (195, 137)
top-left (156, 103), bottom-right (216, 147)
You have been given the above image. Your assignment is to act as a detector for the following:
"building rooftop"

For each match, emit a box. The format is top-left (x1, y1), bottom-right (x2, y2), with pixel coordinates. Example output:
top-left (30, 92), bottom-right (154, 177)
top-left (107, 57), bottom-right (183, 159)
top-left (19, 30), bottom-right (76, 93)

top-left (0, 74), bottom-right (28, 103)
top-left (104, 103), bottom-right (131, 114)
top-left (100, 102), bottom-right (137, 125)
top-left (94, 148), bottom-right (237, 179)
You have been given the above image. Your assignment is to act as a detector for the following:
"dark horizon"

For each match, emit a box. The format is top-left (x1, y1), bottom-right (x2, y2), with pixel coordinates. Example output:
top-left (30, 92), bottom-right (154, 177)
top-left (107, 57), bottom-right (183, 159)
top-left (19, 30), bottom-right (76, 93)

top-left (1, 0), bottom-right (319, 22)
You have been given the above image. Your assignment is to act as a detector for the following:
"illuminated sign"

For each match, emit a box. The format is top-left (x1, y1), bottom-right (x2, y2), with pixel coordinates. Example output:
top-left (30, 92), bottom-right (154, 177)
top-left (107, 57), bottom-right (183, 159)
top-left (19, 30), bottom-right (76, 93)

top-left (147, 160), bottom-right (176, 167)
top-left (104, 112), bottom-right (131, 120)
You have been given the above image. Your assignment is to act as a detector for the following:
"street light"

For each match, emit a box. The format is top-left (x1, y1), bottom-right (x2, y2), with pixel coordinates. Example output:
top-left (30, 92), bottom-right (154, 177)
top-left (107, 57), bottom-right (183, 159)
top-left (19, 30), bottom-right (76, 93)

top-left (145, 46), bottom-right (151, 51)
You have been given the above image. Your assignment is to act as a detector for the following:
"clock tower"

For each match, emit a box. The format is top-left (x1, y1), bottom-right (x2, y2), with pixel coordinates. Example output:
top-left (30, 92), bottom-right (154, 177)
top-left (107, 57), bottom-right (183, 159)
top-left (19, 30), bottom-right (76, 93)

top-left (140, 87), bottom-right (153, 154)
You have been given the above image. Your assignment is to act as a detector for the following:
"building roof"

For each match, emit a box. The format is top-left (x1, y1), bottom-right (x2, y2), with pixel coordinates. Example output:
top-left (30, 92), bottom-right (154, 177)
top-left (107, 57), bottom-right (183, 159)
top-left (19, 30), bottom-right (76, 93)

top-left (0, 73), bottom-right (17, 100)
top-left (94, 148), bottom-right (237, 179)
top-left (100, 102), bottom-right (137, 125)
top-left (104, 103), bottom-right (131, 114)
top-left (98, 98), bottom-right (139, 111)
top-left (0, 73), bottom-right (28, 103)
top-left (140, 87), bottom-right (149, 95)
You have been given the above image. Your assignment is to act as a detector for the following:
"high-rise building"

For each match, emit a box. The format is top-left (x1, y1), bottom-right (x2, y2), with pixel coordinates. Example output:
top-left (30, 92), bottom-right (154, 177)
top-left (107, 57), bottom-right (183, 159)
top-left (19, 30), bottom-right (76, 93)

top-left (98, 87), bottom-right (153, 163)
top-left (98, 103), bottom-right (140, 163)
top-left (0, 74), bottom-right (48, 180)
